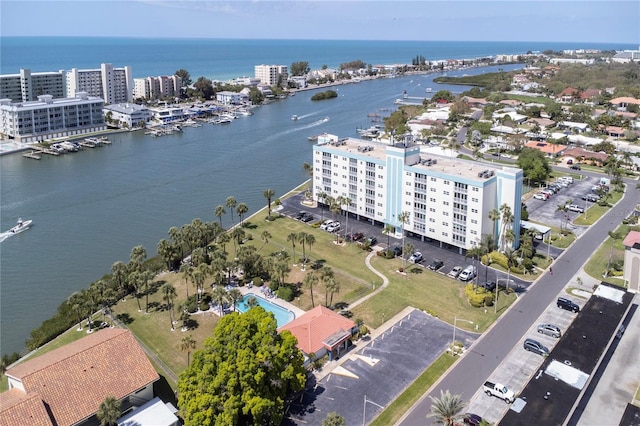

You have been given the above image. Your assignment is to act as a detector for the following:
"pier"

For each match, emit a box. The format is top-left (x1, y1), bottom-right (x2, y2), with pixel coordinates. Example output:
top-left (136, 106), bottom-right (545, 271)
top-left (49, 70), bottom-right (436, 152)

top-left (22, 150), bottom-right (42, 160)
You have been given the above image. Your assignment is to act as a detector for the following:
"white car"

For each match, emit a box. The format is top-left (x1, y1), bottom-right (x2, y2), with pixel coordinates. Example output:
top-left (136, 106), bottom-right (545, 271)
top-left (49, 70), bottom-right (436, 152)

top-left (326, 222), bottom-right (341, 233)
top-left (320, 220), bottom-right (335, 230)
top-left (408, 252), bottom-right (423, 263)
top-left (567, 204), bottom-right (584, 213)
top-left (533, 193), bottom-right (547, 200)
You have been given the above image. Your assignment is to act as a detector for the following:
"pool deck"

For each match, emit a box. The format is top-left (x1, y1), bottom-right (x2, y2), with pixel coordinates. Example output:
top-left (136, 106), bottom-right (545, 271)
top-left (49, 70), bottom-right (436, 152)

top-left (239, 286), bottom-right (306, 319)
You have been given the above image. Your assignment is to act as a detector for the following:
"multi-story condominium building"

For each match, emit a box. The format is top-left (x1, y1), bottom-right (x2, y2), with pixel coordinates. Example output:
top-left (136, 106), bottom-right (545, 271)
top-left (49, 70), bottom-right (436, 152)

top-left (254, 64), bottom-right (288, 87)
top-left (66, 63), bottom-right (133, 104)
top-left (103, 103), bottom-right (154, 129)
top-left (0, 93), bottom-right (106, 143)
top-left (312, 135), bottom-right (523, 252)
top-left (0, 68), bottom-right (65, 102)
top-left (216, 91), bottom-right (248, 105)
top-left (133, 75), bottom-right (182, 100)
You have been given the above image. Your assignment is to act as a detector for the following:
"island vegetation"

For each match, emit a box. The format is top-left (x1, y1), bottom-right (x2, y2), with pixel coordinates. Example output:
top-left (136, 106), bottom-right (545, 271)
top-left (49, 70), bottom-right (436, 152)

top-left (311, 90), bottom-right (338, 101)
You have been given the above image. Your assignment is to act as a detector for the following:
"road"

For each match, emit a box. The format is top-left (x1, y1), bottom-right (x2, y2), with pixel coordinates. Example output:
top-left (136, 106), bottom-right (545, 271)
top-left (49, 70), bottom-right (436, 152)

top-left (398, 179), bottom-right (638, 426)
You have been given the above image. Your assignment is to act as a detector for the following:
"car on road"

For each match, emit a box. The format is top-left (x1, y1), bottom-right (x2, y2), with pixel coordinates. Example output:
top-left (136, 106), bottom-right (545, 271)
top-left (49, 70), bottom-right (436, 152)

top-left (557, 297), bottom-right (580, 313)
top-left (458, 265), bottom-right (477, 282)
top-left (537, 323), bottom-right (561, 338)
top-left (408, 252), bottom-right (424, 263)
top-left (570, 164), bottom-right (581, 170)
top-left (447, 266), bottom-right (463, 279)
top-left (320, 220), bottom-right (335, 230)
top-left (567, 204), bottom-right (585, 213)
top-left (427, 259), bottom-right (444, 271)
top-left (523, 338), bottom-right (550, 357)
top-left (533, 193), bottom-right (547, 200)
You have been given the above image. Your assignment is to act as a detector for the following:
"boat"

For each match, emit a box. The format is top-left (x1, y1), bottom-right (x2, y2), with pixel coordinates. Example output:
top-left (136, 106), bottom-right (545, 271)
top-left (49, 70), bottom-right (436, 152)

top-left (9, 218), bottom-right (32, 234)
top-left (322, 116), bottom-right (329, 122)
top-left (291, 115), bottom-right (298, 121)
top-left (426, 87), bottom-right (433, 93)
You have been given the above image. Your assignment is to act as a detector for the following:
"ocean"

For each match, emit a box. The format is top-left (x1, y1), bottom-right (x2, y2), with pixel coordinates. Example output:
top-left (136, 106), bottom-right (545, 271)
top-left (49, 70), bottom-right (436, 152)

top-left (0, 37), bottom-right (634, 357)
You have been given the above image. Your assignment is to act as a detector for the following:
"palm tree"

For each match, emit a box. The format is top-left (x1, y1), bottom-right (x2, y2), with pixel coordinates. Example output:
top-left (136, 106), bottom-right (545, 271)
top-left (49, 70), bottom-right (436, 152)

top-left (383, 223), bottom-right (395, 251)
top-left (225, 196), bottom-right (237, 225)
top-left (498, 203), bottom-right (513, 252)
top-left (110, 261), bottom-right (128, 300)
top-left (68, 291), bottom-right (85, 331)
top-left (236, 202), bottom-right (249, 226)
top-left (97, 396), bottom-right (122, 426)
top-left (399, 211), bottom-right (411, 271)
top-left (488, 208), bottom-right (500, 242)
top-left (319, 266), bottom-right (335, 307)
top-left (263, 188), bottom-right (275, 218)
top-left (302, 161), bottom-right (313, 178)
top-left (556, 201), bottom-right (569, 233)
top-left (303, 270), bottom-right (319, 308)
top-left (305, 233), bottom-right (316, 264)
top-left (214, 205), bottom-right (226, 228)
top-left (157, 238), bottom-right (176, 271)
top-left (298, 231), bottom-right (308, 266)
top-left (141, 270), bottom-right (153, 314)
top-left (227, 288), bottom-right (243, 312)
top-left (168, 226), bottom-right (184, 259)
top-left (427, 390), bottom-right (466, 426)
top-left (129, 245), bottom-right (147, 273)
top-left (504, 247), bottom-right (518, 295)
top-left (212, 285), bottom-right (228, 316)
top-left (231, 226), bottom-right (245, 252)
top-left (161, 283), bottom-right (177, 330)
top-left (180, 335), bottom-right (196, 367)
top-left (179, 262), bottom-right (193, 299)
top-left (260, 230), bottom-right (272, 251)
top-left (287, 232), bottom-right (298, 264)
top-left (317, 191), bottom-right (327, 220)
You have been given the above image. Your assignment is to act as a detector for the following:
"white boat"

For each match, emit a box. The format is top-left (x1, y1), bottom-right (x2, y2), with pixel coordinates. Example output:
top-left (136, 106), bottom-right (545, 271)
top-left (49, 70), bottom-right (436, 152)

top-left (291, 115), bottom-right (298, 121)
top-left (426, 87), bottom-right (433, 93)
top-left (9, 218), bottom-right (32, 234)
top-left (322, 116), bottom-right (329, 122)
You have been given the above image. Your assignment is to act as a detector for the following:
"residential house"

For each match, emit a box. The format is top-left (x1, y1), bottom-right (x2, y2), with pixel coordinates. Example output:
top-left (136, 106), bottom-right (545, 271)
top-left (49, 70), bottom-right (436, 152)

top-left (562, 147), bottom-right (609, 165)
top-left (461, 96), bottom-right (488, 108)
top-left (557, 87), bottom-right (580, 103)
top-left (609, 97), bottom-right (640, 110)
top-left (622, 231), bottom-right (640, 292)
top-left (1, 328), bottom-right (160, 426)
top-left (279, 305), bottom-right (357, 361)
top-left (558, 121), bottom-right (590, 133)
top-left (524, 140), bottom-right (567, 157)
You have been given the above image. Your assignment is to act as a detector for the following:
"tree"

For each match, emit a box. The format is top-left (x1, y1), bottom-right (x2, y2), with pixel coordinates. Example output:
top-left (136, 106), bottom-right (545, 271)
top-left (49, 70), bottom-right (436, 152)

top-left (322, 412), bottom-right (346, 426)
top-left (383, 223), bottom-right (395, 250)
top-left (236, 202), bottom-right (249, 226)
top-left (227, 288), bottom-right (243, 312)
top-left (303, 270), bottom-right (319, 308)
top-left (214, 205), bottom-right (226, 228)
top-left (488, 208), bottom-right (500, 243)
top-left (399, 211), bottom-right (411, 271)
top-left (212, 285), bottom-right (228, 316)
top-left (427, 390), bottom-right (466, 426)
top-left (225, 196), bottom-right (237, 225)
top-left (97, 396), bottom-right (121, 426)
top-left (175, 69), bottom-right (192, 87)
top-left (264, 188), bottom-right (276, 218)
top-left (110, 261), bottom-right (128, 300)
top-left (260, 230), bottom-right (272, 251)
top-left (161, 283), bottom-right (177, 330)
top-left (287, 232), bottom-right (298, 264)
top-left (516, 147), bottom-right (552, 184)
top-left (180, 334), bottom-right (196, 367)
top-left (290, 61), bottom-right (310, 76)
top-left (180, 262), bottom-right (194, 299)
top-left (177, 308), bottom-right (306, 426)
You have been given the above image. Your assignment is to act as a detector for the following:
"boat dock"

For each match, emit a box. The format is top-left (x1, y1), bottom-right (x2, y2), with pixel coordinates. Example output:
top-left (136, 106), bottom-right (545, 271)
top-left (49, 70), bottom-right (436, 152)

top-left (22, 150), bottom-right (42, 160)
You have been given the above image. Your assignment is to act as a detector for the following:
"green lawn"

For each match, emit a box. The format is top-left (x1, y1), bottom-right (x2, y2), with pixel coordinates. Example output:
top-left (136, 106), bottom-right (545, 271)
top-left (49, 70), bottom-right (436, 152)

top-left (369, 352), bottom-right (456, 426)
top-left (573, 190), bottom-right (624, 226)
top-left (584, 224), bottom-right (639, 287)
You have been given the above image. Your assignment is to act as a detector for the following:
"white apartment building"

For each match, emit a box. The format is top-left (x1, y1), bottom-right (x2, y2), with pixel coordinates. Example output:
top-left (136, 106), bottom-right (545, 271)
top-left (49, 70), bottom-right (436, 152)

top-left (0, 68), bottom-right (66, 102)
top-left (216, 91), bottom-right (247, 105)
top-left (254, 64), bottom-right (288, 87)
top-left (0, 93), bottom-right (106, 143)
top-left (66, 63), bottom-right (133, 104)
top-left (103, 103), bottom-right (154, 128)
top-left (133, 75), bottom-right (182, 100)
top-left (312, 136), bottom-right (523, 252)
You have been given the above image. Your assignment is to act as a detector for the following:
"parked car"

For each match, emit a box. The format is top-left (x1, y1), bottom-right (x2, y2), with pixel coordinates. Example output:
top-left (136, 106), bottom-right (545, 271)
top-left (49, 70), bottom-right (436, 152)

top-left (364, 236), bottom-right (377, 246)
top-left (567, 204), bottom-right (584, 213)
top-left (458, 265), bottom-right (477, 282)
top-left (320, 220), bottom-right (335, 230)
top-left (392, 245), bottom-right (403, 256)
top-left (462, 413), bottom-right (484, 426)
top-left (523, 338), bottom-right (550, 357)
top-left (570, 164), bottom-right (581, 170)
top-left (326, 222), bottom-right (341, 233)
top-left (447, 266), bottom-right (463, 279)
top-left (294, 210), bottom-right (308, 220)
top-left (481, 281), bottom-right (496, 291)
top-left (566, 159), bottom-right (573, 165)
top-left (616, 324), bottom-right (626, 339)
top-left (408, 252), bottom-right (424, 263)
top-left (427, 259), bottom-right (444, 271)
top-left (537, 323), bottom-right (561, 338)
top-left (533, 193), bottom-right (547, 200)
top-left (300, 212), bottom-right (314, 222)
top-left (346, 232), bottom-right (364, 242)
top-left (557, 297), bottom-right (580, 313)
top-left (582, 194), bottom-right (599, 202)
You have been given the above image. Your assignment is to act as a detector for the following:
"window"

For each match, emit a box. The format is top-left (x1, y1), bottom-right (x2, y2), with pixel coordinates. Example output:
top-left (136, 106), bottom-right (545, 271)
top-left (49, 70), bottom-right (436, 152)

top-left (430, 177), bottom-right (436, 182)
top-left (443, 191), bottom-right (449, 195)
top-left (444, 180), bottom-right (450, 185)
top-left (472, 198), bottom-right (478, 203)
top-left (443, 201), bottom-right (449, 206)
top-left (472, 187), bottom-right (479, 192)
top-left (471, 208), bottom-right (478, 213)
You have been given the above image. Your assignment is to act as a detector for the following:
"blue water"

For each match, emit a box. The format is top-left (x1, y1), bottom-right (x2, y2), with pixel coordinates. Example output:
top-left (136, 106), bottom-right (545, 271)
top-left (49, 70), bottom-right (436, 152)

top-left (236, 294), bottom-right (295, 328)
top-left (1, 37), bottom-right (634, 81)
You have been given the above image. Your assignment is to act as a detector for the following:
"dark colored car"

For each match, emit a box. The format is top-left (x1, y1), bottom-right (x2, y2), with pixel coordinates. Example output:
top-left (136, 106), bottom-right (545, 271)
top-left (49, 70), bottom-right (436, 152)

top-left (365, 236), bottom-right (377, 246)
top-left (481, 281), bottom-right (496, 291)
top-left (462, 413), bottom-right (483, 426)
top-left (570, 164), bottom-right (581, 170)
top-left (392, 245), bottom-right (403, 256)
top-left (294, 210), bottom-right (307, 220)
top-left (557, 297), bottom-right (580, 313)
top-left (616, 324), bottom-right (626, 339)
top-left (300, 212), bottom-right (314, 222)
top-left (427, 259), bottom-right (444, 271)
top-left (523, 338), bottom-right (550, 357)
top-left (346, 232), bottom-right (364, 242)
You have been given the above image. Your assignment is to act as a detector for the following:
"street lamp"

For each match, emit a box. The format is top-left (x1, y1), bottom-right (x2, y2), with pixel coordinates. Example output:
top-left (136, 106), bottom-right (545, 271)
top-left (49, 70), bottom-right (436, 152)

top-left (452, 316), bottom-right (474, 350)
top-left (363, 395), bottom-right (384, 426)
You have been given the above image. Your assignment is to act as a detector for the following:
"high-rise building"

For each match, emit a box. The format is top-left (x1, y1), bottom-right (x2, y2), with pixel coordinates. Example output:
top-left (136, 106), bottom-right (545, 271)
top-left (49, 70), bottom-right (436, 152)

top-left (133, 75), bottom-right (182, 100)
top-left (0, 69), bottom-right (65, 102)
top-left (312, 135), bottom-right (523, 252)
top-left (254, 64), bottom-right (288, 87)
top-left (66, 63), bottom-right (132, 104)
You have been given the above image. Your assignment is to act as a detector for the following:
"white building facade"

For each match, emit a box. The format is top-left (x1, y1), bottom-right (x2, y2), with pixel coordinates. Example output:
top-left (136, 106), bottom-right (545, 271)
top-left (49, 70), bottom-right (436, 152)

top-left (0, 93), bottom-right (106, 142)
top-left (312, 136), bottom-right (523, 252)
top-left (66, 63), bottom-right (133, 104)
top-left (103, 103), bottom-right (154, 128)
top-left (0, 69), bottom-right (66, 102)
top-left (254, 64), bottom-right (288, 87)
top-left (133, 75), bottom-right (182, 100)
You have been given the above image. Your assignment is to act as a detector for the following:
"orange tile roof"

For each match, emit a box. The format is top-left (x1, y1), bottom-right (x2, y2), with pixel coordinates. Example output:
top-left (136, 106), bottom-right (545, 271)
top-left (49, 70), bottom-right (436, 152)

top-left (0, 389), bottom-right (53, 426)
top-left (524, 141), bottom-right (567, 154)
top-left (610, 97), bottom-right (640, 105)
top-left (623, 231), bottom-right (640, 248)
top-left (279, 305), bottom-right (355, 355)
top-left (5, 328), bottom-right (159, 426)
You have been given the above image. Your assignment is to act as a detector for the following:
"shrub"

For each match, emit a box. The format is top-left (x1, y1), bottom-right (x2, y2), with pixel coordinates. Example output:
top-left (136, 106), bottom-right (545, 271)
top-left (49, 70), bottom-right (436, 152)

top-left (465, 283), bottom-right (493, 307)
top-left (184, 295), bottom-right (198, 313)
top-left (276, 285), bottom-right (294, 302)
top-left (252, 277), bottom-right (263, 287)
top-left (199, 301), bottom-right (210, 311)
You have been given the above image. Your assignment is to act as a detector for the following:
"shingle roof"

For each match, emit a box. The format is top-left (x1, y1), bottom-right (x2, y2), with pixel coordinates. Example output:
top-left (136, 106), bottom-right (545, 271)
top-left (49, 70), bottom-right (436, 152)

top-left (279, 305), bottom-right (355, 355)
top-left (5, 328), bottom-right (159, 426)
top-left (0, 389), bottom-right (53, 426)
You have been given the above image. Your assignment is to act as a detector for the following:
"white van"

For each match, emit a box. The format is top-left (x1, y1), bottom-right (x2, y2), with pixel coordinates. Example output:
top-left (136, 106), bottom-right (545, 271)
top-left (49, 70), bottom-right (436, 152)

top-left (458, 265), bottom-right (477, 282)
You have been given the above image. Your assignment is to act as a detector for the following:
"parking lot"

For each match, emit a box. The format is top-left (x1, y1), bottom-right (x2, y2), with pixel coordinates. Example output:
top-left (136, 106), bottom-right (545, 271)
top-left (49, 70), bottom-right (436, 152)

top-left (281, 193), bottom-right (529, 291)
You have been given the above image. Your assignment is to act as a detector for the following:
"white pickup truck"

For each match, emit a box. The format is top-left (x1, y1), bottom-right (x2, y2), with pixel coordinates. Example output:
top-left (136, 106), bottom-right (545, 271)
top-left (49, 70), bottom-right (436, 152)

top-left (483, 381), bottom-right (515, 403)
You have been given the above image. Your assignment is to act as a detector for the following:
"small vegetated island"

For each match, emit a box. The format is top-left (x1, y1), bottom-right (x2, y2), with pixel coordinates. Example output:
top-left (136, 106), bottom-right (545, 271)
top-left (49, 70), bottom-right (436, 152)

top-left (311, 90), bottom-right (338, 101)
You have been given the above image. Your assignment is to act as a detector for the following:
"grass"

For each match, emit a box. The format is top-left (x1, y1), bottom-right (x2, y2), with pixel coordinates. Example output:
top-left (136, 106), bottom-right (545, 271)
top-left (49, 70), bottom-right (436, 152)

top-left (583, 224), bottom-right (639, 287)
top-left (369, 352), bottom-right (457, 426)
top-left (573, 190), bottom-right (624, 226)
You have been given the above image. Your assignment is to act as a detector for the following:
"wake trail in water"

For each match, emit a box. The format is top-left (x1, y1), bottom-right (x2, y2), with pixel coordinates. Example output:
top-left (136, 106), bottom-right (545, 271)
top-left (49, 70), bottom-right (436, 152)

top-left (0, 232), bottom-right (13, 243)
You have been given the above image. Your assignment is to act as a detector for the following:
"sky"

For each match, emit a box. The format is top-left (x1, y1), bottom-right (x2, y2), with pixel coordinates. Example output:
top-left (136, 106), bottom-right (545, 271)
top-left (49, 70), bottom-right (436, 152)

top-left (1, 0), bottom-right (638, 44)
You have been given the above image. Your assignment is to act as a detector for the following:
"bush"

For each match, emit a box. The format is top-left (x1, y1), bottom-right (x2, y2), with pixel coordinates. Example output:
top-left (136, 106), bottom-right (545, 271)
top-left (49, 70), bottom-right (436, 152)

top-left (252, 277), bottom-right (263, 287)
top-left (276, 285), bottom-right (294, 302)
top-left (199, 301), bottom-right (210, 311)
top-left (184, 295), bottom-right (198, 313)
top-left (483, 251), bottom-right (524, 274)
top-left (465, 283), bottom-right (493, 307)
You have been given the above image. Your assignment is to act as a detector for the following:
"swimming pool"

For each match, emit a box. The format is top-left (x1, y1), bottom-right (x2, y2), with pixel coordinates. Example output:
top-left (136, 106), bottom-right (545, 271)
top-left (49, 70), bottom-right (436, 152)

top-left (236, 294), bottom-right (295, 327)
